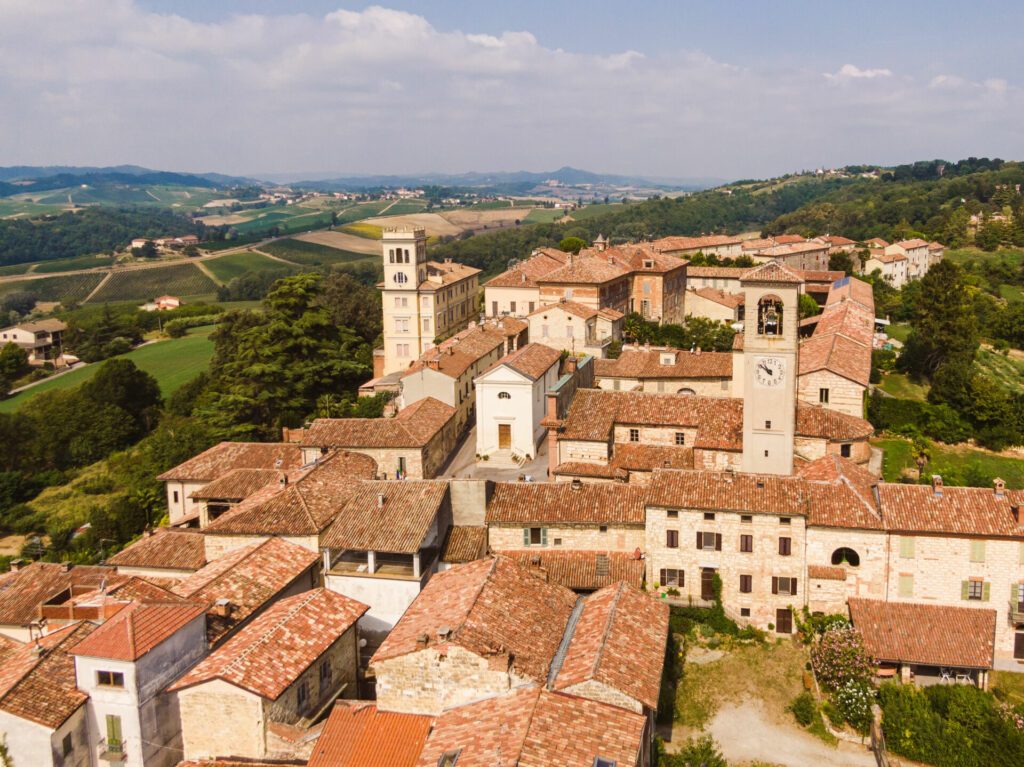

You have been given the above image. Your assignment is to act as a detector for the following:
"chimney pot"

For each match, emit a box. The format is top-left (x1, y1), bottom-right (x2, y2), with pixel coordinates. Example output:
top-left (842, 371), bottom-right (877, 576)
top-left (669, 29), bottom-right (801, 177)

top-left (8, 558), bottom-right (24, 572)
top-left (994, 478), bottom-right (1006, 498)
top-left (570, 478), bottom-right (582, 490)
top-left (377, 493), bottom-right (385, 508)
top-left (932, 474), bottom-right (943, 495)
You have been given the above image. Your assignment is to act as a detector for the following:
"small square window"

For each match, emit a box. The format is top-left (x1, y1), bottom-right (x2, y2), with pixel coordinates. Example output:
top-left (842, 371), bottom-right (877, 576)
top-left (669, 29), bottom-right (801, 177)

top-left (703, 512), bottom-right (716, 521)
top-left (780, 517), bottom-right (791, 525)
top-left (675, 432), bottom-right (686, 446)
top-left (740, 607), bottom-right (751, 617)
top-left (819, 387), bottom-right (830, 404)
top-left (840, 443), bottom-right (852, 458)
top-left (740, 514), bottom-right (753, 523)
top-left (764, 450), bottom-right (769, 458)
top-left (97, 670), bottom-right (125, 688)
top-left (599, 525), bottom-right (608, 533)
top-left (553, 538), bottom-right (562, 546)
top-left (628, 428), bottom-right (640, 442)
top-left (967, 580), bottom-right (984, 600)
top-left (765, 420), bottom-right (772, 429)
top-left (667, 510), bottom-right (679, 519)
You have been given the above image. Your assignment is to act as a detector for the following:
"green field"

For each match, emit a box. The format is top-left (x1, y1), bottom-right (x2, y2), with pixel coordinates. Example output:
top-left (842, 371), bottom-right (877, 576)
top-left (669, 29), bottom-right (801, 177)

top-left (33, 254), bottom-right (117, 274)
top-left (523, 208), bottom-right (566, 224)
top-left (976, 347), bottom-right (1024, 395)
top-left (379, 199), bottom-right (429, 215)
top-left (340, 222), bottom-right (383, 240)
top-left (945, 247), bottom-right (1024, 268)
top-left (884, 322), bottom-right (911, 343)
top-left (0, 273), bottom-right (105, 303)
top-left (874, 436), bottom-right (1024, 488)
top-left (876, 372), bottom-right (929, 401)
top-left (570, 202), bottom-right (629, 220)
top-left (204, 251), bottom-right (290, 282)
top-left (0, 263), bottom-right (35, 276)
top-left (0, 326), bottom-right (216, 412)
top-left (88, 264), bottom-right (217, 303)
top-left (258, 239), bottom-right (373, 267)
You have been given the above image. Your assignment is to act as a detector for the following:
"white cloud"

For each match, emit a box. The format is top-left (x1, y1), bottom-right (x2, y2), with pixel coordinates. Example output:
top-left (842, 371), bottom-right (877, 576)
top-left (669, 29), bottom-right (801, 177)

top-left (0, 2), bottom-right (1020, 178)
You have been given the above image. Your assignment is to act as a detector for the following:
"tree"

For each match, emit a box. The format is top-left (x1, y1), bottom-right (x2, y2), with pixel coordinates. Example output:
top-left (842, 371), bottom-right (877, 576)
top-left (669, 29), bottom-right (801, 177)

top-left (81, 359), bottom-right (162, 434)
top-left (828, 250), bottom-right (854, 274)
top-left (23, 390), bottom-right (137, 470)
top-left (798, 293), bottom-right (820, 319)
top-left (558, 236), bottom-right (587, 254)
top-left (662, 735), bottom-right (727, 767)
top-left (0, 343), bottom-right (28, 383)
top-left (903, 261), bottom-right (978, 379)
top-left (319, 271), bottom-right (383, 345)
top-left (0, 291), bottom-right (38, 317)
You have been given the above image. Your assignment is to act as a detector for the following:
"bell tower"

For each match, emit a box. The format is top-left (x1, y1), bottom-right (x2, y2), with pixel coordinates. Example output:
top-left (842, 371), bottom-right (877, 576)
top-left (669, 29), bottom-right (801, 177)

top-left (380, 227), bottom-right (427, 375)
top-left (739, 261), bottom-right (801, 475)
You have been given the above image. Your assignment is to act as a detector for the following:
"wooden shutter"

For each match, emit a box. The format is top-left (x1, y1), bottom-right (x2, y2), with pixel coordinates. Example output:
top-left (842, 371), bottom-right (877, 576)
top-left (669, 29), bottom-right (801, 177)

top-left (791, 578), bottom-right (798, 596)
top-left (523, 528), bottom-right (530, 546)
top-left (659, 569), bottom-right (667, 587)
top-left (540, 528), bottom-right (548, 546)
top-left (982, 582), bottom-right (991, 602)
top-left (771, 577), bottom-right (778, 595)
top-left (715, 533), bottom-right (722, 551)
top-left (899, 536), bottom-right (915, 558)
top-left (106, 715), bottom-right (122, 744)
top-left (696, 531), bottom-right (702, 549)
top-left (961, 580), bottom-right (970, 600)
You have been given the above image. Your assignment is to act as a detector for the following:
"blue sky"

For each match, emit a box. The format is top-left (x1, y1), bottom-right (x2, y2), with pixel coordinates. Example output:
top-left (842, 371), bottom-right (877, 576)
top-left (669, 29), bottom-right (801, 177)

top-left (3, 1), bottom-right (1023, 179)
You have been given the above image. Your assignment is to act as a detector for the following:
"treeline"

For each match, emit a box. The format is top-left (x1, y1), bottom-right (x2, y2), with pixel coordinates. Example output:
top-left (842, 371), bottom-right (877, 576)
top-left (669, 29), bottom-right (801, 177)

top-left (0, 207), bottom-right (203, 266)
top-left (765, 160), bottom-right (1024, 246)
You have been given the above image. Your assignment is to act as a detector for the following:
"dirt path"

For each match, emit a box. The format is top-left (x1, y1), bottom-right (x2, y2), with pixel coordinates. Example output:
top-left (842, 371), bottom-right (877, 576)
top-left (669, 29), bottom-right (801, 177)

top-left (194, 260), bottom-right (222, 285)
top-left (82, 271), bottom-right (113, 302)
top-left (706, 703), bottom-right (875, 767)
top-left (250, 248), bottom-right (301, 267)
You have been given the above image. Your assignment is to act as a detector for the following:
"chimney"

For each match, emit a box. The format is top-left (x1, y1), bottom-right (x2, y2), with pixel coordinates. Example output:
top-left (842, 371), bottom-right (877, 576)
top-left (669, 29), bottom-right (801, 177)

top-left (377, 493), bottom-right (385, 508)
top-left (212, 598), bottom-right (233, 618)
top-left (436, 626), bottom-right (452, 641)
top-left (59, 562), bottom-right (72, 573)
top-left (994, 478), bottom-right (1006, 498)
top-left (8, 558), bottom-right (24, 572)
top-left (564, 356), bottom-right (578, 375)
top-left (567, 252), bottom-right (574, 266)
top-left (416, 633), bottom-right (429, 648)
top-left (570, 478), bottom-right (583, 491)
top-left (932, 474), bottom-right (943, 496)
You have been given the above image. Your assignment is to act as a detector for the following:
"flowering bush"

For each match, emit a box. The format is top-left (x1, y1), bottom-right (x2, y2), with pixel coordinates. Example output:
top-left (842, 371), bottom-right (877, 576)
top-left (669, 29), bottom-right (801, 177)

top-left (810, 626), bottom-right (876, 692)
top-left (834, 679), bottom-right (875, 734)
top-left (997, 702), bottom-right (1024, 732)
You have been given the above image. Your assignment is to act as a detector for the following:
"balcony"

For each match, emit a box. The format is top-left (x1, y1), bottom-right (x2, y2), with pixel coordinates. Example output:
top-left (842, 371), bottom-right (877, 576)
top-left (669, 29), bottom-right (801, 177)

top-left (1010, 601), bottom-right (1024, 624)
top-left (327, 549), bottom-right (435, 582)
top-left (98, 740), bottom-right (126, 762)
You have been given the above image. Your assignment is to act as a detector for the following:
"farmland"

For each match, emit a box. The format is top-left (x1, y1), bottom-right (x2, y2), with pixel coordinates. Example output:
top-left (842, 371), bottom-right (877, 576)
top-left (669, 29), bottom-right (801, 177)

top-left (204, 251), bottom-right (290, 282)
top-left (0, 326), bottom-right (216, 412)
top-left (0, 273), bottom-right (105, 303)
top-left (523, 208), bottom-right (567, 224)
top-left (89, 263), bottom-right (218, 302)
top-left (291, 230), bottom-right (380, 255)
top-left (569, 202), bottom-right (630, 220)
top-left (340, 222), bottom-right (383, 240)
top-left (257, 239), bottom-right (374, 267)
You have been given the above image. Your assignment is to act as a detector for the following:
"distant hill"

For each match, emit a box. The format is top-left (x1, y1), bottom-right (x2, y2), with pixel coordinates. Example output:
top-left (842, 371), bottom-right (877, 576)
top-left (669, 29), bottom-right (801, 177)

top-left (0, 165), bottom-right (261, 192)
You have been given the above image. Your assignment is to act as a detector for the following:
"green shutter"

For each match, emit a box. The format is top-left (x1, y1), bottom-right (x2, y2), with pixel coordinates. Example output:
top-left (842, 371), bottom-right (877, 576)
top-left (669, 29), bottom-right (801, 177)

top-left (982, 582), bottom-right (991, 602)
top-left (970, 540), bottom-right (986, 563)
top-left (961, 580), bottom-right (970, 600)
top-left (540, 528), bottom-right (548, 546)
top-left (899, 536), bottom-right (915, 559)
top-left (106, 715), bottom-right (122, 744)
top-left (523, 528), bottom-right (530, 546)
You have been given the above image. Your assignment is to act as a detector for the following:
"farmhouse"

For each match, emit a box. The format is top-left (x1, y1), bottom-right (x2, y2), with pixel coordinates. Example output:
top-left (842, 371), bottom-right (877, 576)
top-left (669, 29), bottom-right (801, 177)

top-left (0, 318), bottom-right (67, 364)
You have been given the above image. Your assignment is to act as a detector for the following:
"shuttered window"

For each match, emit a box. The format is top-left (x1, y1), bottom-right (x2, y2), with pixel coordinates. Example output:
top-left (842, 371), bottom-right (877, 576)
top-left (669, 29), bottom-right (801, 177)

top-left (697, 532), bottom-right (722, 551)
top-left (898, 574), bottom-right (913, 597)
top-left (740, 534), bottom-right (753, 553)
top-left (524, 527), bottom-right (547, 546)
top-left (778, 537), bottom-right (792, 556)
top-left (739, 575), bottom-right (752, 593)
top-left (969, 540), bottom-right (986, 563)
top-left (666, 530), bottom-right (679, 549)
top-left (963, 580), bottom-right (989, 601)
top-left (772, 577), bottom-right (798, 596)
top-left (899, 536), bottom-right (915, 559)
top-left (659, 569), bottom-right (682, 587)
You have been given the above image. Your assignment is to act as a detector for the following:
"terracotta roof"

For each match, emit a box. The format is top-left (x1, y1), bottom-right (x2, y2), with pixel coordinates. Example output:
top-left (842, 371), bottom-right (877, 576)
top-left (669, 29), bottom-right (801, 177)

top-left (416, 686), bottom-right (646, 767)
top-left (866, 251), bottom-right (907, 264)
top-left (894, 238), bottom-right (930, 250)
top-left (538, 253), bottom-right (629, 285)
top-left (371, 557), bottom-right (577, 682)
top-left (813, 301), bottom-right (875, 344)
top-left (189, 468), bottom-right (284, 500)
top-left (551, 462), bottom-right (628, 480)
top-left (418, 260), bottom-right (481, 291)
top-left (553, 582), bottom-right (667, 709)
top-left (70, 600), bottom-right (205, 661)
top-left (740, 260), bottom-right (805, 283)
top-left (593, 347), bottom-right (733, 380)
top-left (441, 526), bottom-right (488, 564)
top-left (107, 528), bottom-right (207, 572)
top-left (799, 269), bottom-right (846, 283)
top-left (488, 481), bottom-right (647, 525)
top-left (320, 480), bottom-right (449, 554)
top-left (0, 622), bottom-right (93, 729)
top-left (486, 343), bottom-right (561, 381)
top-left (848, 598), bottom-right (996, 669)
top-left (820, 235), bottom-right (857, 246)
top-left (796, 402), bottom-right (874, 441)
top-left (691, 287), bottom-right (744, 308)
top-left (928, 241), bottom-right (945, 251)
top-left (527, 299), bottom-right (622, 322)
top-left (499, 551), bottom-right (645, 591)
top-left (303, 397), bottom-right (456, 449)
top-left (808, 565), bottom-right (847, 580)
top-left (863, 237), bottom-right (890, 248)
top-left (202, 451), bottom-right (378, 537)
top-left (611, 443), bottom-right (695, 472)
top-left (601, 243), bottom-right (687, 274)
top-left (877, 483), bottom-right (1023, 537)
top-left (403, 324), bottom-right (507, 380)
top-left (0, 563), bottom-right (113, 627)
top-left (494, 315), bottom-right (529, 336)
top-left (171, 589), bottom-right (367, 699)
top-left (686, 266), bottom-right (745, 279)
top-left (753, 242), bottom-right (829, 259)
top-left (797, 455), bottom-right (883, 529)
top-left (798, 332), bottom-right (872, 385)
top-left (651, 235), bottom-right (741, 251)
top-left (485, 250), bottom-right (567, 289)
top-left (157, 442), bottom-right (304, 482)
top-left (308, 702), bottom-right (432, 767)
top-left (170, 538), bottom-right (319, 645)
top-left (825, 276), bottom-right (875, 312)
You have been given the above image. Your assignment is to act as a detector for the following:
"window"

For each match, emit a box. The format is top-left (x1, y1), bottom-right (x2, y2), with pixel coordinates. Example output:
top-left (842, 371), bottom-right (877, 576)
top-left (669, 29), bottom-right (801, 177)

top-left (898, 573), bottom-right (914, 597)
top-left (819, 388), bottom-right (830, 404)
top-left (740, 534), bottom-right (753, 553)
top-left (393, 272), bottom-right (407, 284)
top-left (529, 302), bottom-right (535, 313)
top-left (97, 670), bottom-right (125, 688)
top-left (566, 325), bottom-right (574, 338)
top-left (765, 420), bottom-right (772, 430)
top-left (966, 580), bottom-right (985, 601)
top-left (830, 547), bottom-right (860, 567)
top-left (698, 531), bottom-right (722, 551)
top-left (740, 514), bottom-right (752, 524)
top-left (525, 527), bottom-right (547, 546)
top-left (667, 510), bottom-right (679, 519)
top-left (970, 540), bottom-right (986, 563)
top-left (740, 574), bottom-right (752, 593)
top-left (319, 660), bottom-right (332, 689)
top-left (703, 512), bottom-right (716, 521)
top-left (666, 530), bottom-right (679, 548)
top-left (593, 757), bottom-right (617, 767)
top-left (172, 490), bottom-right (179, 504)
top-left (553, 538), bottom-right (562, 546)
top-left (297, 679), bottom-right (309, 711)
top-left (659, 569), bottom-right (683, 587)
top-left (772, 576), bottom-right (798, 596)
top-left (629, 428), bottom-right (639, 442)
top-left (542, 324), bottom-right (549, 338)
top-left (675, 432), bottom-right (686, 446)
top-left (423, 318), bottom-right (431, 331)
top-left (105, 715), bottom-right (123, 752)
top-left (757, 296), bottom-right (784, 335)
top-left (780, 517), bottom-right (791, 525)
top-left (491, 301), bottom-right (498, 315)
top-left (899, 536), bottom-right (915, 559)
top-left (62, 734), bottom-right (73, 757)
top-left (397, 343), bottom-right (410, 358)
top-left (840, 443), bottom-right (852, 458)
top-left (439, 750), bottom-right (462, 766)
top-left (498, 392), bottom-right (511, 400)
top-left (599, 525), bottom-right (608, 533)
top-left (778, 537), bottom-right (792, 556)
top-left (740, 607), bottom-right (751, 617)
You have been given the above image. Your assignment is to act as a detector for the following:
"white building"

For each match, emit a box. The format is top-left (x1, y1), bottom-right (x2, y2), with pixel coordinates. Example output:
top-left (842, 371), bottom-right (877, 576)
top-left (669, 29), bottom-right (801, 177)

top-left (474, 343), bottom-right (562, 461)
top-left (527, 300), bottom-right (622, 358)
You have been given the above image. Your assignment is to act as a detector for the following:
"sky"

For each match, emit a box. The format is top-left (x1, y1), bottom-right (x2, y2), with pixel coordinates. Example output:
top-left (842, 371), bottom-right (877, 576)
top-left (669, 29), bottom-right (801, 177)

top-left (2, 0), bottom-right (1023, 181)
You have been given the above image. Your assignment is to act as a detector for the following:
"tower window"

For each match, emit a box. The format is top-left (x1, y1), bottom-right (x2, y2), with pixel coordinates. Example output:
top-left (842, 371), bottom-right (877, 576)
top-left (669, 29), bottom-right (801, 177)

top-left (757, 296), bottom-right (784, 336)
top-left (393, 272), bottom-right (407, 284)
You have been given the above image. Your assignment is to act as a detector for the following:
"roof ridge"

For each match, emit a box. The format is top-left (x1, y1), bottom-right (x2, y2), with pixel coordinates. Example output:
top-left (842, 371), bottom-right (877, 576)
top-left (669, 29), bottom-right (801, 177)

top-left (588, 582), bottom-right (624, 681)
top-left (217, 590), bottom-right (322, 681)
top-left (186, 538), bottom-right (269, 596)
top-left (459, 558), bottom-right (499, 641)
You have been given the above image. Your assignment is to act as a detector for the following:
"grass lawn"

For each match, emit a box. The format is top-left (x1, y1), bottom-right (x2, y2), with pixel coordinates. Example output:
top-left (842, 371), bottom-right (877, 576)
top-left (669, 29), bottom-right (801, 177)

top-left (1000, 283), bottom-right (1024, 302)
top-left (884, 322), bottom-right (911, 343)
top-left (992, 671), bottom-right (1024, 706)
top-left (976, 347), bottom-right (1024, 395)
top-left (204, 251), bottom-right (290, 282)
top-left (873, 436), bottom-right (1024, 488)
top-left (0, 326), bottom-right (216, 412)
top-left (876, 372), bottom-right (928, 401)
top-left (523, 208), bottom-right (565, 224)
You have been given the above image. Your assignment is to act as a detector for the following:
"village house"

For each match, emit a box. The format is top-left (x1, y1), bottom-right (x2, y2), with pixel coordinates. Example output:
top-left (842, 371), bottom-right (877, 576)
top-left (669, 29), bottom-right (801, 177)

top-left (320, 480), bottom-right (453, 639)
top-left (684, 265), bottom-right (745, 293)
top-left (928, 240), bottom-right (945, 265)
top-left (0, 318), bottom-right (67, 365)
top-left (0, 622), bottom-right (94, 767)
top-left (598, 243), bottom-right (688, 323)
top-left (885, 238), bottom-right (931, 280)
top-left (685, 286), bottom-right (744, 322)
top-left (593, 345), bottom-right (736, 397)
top-left (862, 250), bottom-right (909, 288)
top-left (300, 396), bottom-right (458, 480)
top-left (473, 342), bottom-right (562, 461)
top-left (483, 246), bottom-right (569, 318)
top-left (650, 234), bottom-right (743, 259)
top-left (0, 561), bottom-right (113, 641)
top-left (172, 589), bottom-right (368, 763)
top-left (71, 600), bottom-right (207, 767)
top-left (106, 527), bottom-right (207, 580)
top-left (527, 300), bottom-right (623, 357)
top-left (536, 251), bottom-right (632, 316)
top-left (746, 241), bottom-right (831, 271)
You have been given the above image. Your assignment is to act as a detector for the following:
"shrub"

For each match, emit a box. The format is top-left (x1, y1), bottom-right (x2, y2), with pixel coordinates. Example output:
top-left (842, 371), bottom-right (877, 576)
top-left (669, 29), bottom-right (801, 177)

top-left (164, 314), bottom-right (220, 338)
top-left (78, 475), bottom-right (116, 495)
top-left (789, 691), bottom-right (817, 727)
top-left (662, 735), bottom-right (727, 767)
top-left (834, 679), bottom-right (874, 734)
top-left (821, 698), bottom-right (842, 727)
top-left (810, 626), bottom-right (875, 692)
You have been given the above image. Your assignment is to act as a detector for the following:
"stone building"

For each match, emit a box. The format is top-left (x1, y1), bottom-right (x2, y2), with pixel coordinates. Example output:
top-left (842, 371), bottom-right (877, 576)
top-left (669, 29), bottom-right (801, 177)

top-left (0, 561), bottom-right (114, 642)
top-left (526, 300), bottom-right (623, 358)
top-left (484, 247), bottom-right (569, 318)
top-left (593, 345), bottom-right (736, 396)
top-left (171, 589), bottom-right (367, 762)
top-left (106, 528), bottom-right (207, 580)
top-left (649, 235), bottom-right (743, 259)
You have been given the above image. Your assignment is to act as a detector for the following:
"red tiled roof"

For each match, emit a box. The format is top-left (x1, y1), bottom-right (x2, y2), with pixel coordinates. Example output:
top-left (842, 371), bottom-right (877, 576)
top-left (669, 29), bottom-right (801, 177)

top-left (157, 442), bottom-right (304, 482)
top-left (849, 598), bottom-right (996, 669)
top-left (740, 260), bottom-right (805, 283)
top-left (403, 324), bottom-right (507, 380)
top-left (485, 250), bottom-right (567, 288)
top-left (171, 589), bottom-right (367, 699)
top-left (320, 480), bottom-right (449, 554)
top-left (821, 235), bottom-right (857, 246)
top-left (808, 565), bottom-right (847, 580)
top-left (611, 443), bottom-right (695, 472)
top-left (303, 397), bottom-right (455, 449)
top-left (593, 347), bottom-right (733, 380)
top-left (877, 483), bottom-right (1023, 537)
top-left (538, 253), bottom-right (629, 285)
top-left (371, 557), bottom-right (577, 683)
top-left (487, 481), bottom-right (647, 525)
top-left (894, 238), bottom-right (930, 250)
top-left (867, 251), bottom-right (907, 264)
top-left (71, 600), bottom-right (205, 661)
top-left (0, 563), bottom-right (113, 627)
top-left (308, 702), bottom-right (432, 767)
top-left (691, 286), bottom-right (744, 308)
top-left (553, 582), bottom-right (668, 709)
top-left (686, 266), bottom-right (745, 279)
top-left (796, 402), bottom-right (874, 441)
top-left (486, 343), bottom-right (561, 381)
top-left (189, 468), bottom-right (284, 500)
top-left (601, 243), bottom-right (687, 275)
top-left (107, 528), bottom-right (207, 572)
top-left (441, 526), bottom-right (488, 564)
top-left (928, 241), bottom-right (945, 251)
top-left (551, 462), bottom-right (628, 480)
top-left (798, 332), bottom-right (872, 385)
top-left (499, 551), bottom-right (645, 591)
top-left (0, 622), bottom-right (93, 729)
top-left (418, 260), bottom-right (481, 291)
top-left (651, 235), bottom-right (741, 251)
top-left (864, 238), bottom-right (890, 248)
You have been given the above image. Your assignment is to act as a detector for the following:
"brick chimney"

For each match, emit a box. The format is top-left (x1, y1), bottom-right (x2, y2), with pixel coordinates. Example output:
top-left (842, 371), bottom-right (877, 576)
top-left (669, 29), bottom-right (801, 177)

top-left (212, 598), bottom-right (233, 618)
top-left (994, 478), bottom-right (1006, 498)
top-left (377, 493), bottom-right (385, 509)
top-left (8, 558), bottom-right (24, 572)
top-left (932, 474), bottom-right (943, 496)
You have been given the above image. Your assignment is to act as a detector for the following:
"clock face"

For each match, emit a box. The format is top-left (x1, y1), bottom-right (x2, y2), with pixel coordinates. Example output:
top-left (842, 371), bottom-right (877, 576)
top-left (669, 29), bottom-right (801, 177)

top-left (754, 356), bottom-right (786, 388)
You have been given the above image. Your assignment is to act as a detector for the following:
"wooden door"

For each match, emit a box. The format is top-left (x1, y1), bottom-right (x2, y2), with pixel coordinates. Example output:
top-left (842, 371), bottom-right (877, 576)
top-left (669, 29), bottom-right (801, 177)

top-left (700, 568), bottom-right (716, 601)
top-left (498, 424), bottom-right (511, 449)
top-left (776, 608), bottom-right (793, 635)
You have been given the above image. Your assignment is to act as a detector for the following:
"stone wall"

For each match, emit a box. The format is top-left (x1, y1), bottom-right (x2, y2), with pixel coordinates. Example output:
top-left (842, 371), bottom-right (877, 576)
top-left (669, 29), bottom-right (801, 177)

top-left (178, 680), bottom-right (265, 760)
top-left (797, 370), bottom-right (865, 418)
top-left (488, 523), bottom-right (645, 552)
top-left (266, 627), bottom-right (360, 723)
top-left (560, 679), bottom-right (642, 714)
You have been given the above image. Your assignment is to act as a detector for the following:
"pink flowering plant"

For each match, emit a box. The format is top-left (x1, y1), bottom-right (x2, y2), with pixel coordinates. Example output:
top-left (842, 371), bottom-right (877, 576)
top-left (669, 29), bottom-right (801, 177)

top-left (810, 626), bottom-right (876, 692)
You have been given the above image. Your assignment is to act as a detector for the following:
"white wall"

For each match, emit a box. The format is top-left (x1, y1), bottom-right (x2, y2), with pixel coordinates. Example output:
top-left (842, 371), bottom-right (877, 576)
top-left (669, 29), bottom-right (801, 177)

top-left (484, 286), bottom-right (540, 317)
top-left (163, 480), bottom-right (206, 525)
top-left (324, 573), bottom-right (425, 639)
top-left (0, 706), bottom-right (89, 767)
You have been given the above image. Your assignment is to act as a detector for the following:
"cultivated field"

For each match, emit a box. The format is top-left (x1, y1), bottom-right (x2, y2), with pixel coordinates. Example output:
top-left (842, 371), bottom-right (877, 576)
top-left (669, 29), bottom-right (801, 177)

top-left (361, 212), bottom-right (464, 237)
top-left (257, 240), bottom-right (374, 267)
top-left (204, 251), bottom-right (289, 282)
top-left (0, 273), bottom-right (105, 303)
top-left (88, 263), bottom-right (217, 302)
top-left (292, 230), bottom-right (381, 255)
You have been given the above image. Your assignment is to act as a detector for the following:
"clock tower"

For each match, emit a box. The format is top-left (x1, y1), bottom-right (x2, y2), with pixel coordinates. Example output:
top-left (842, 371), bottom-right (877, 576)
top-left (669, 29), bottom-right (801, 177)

top-left (739, 261), bottom-right (802, 475)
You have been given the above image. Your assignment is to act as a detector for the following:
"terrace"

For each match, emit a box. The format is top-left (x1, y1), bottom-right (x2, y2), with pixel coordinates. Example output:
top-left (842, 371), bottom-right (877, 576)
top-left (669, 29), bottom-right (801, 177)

top-left (325, 547), bottom-right (437, 582)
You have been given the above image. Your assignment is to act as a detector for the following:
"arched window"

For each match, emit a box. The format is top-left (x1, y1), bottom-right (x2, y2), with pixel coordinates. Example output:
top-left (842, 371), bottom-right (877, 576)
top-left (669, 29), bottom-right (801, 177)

top-left (757, 295), bottom-right (784, 336)
top-left (498, 392), bottom-right (511, 400)
top-left (677, 387), bottom-right (696, 396)
top-left (831, 547), bottom-right (860, 567)
top-left (393, 272), bottom-right (407, 284)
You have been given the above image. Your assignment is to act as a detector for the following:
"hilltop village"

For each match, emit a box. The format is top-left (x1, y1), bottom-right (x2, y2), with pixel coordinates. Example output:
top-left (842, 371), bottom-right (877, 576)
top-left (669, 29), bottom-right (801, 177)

top-left (2, 227), bottom-right (1023, 767)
